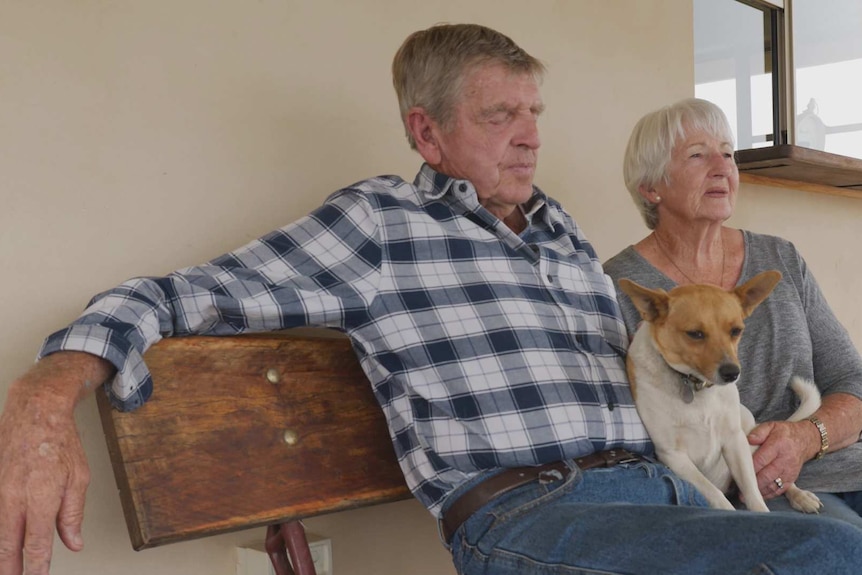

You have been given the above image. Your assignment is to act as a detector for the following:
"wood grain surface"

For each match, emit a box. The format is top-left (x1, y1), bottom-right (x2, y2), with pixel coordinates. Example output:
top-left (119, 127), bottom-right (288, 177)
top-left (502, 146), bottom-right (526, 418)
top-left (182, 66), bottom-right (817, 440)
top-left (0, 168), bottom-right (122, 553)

top-left (97, 331), bottom-right (410, 549)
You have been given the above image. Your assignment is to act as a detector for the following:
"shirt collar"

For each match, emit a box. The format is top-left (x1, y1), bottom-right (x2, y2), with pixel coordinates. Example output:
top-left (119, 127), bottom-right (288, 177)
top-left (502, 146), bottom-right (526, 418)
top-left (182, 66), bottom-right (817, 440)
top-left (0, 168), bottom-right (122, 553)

top-left (415, 163), bottom-right (454, 200)
top-left (415, 163), bottom-right (549, 225)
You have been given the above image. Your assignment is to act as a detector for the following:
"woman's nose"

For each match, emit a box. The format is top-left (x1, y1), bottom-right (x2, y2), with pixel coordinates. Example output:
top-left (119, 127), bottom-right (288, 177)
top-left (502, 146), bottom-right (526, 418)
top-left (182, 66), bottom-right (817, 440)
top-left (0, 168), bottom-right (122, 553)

top-left (710, 152), bottom-right (732, 175)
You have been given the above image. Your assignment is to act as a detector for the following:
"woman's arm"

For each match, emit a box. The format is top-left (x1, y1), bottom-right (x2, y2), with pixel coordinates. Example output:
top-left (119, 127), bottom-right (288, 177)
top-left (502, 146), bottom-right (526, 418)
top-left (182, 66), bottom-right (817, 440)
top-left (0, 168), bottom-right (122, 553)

top-left (748, 392), bottom-right (862, 498)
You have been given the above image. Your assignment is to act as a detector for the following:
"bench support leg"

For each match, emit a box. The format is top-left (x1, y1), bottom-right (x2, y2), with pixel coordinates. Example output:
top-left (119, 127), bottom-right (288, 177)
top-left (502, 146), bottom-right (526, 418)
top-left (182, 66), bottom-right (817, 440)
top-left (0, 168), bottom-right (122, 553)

top-left (265, 521), bottom-right (317, 575)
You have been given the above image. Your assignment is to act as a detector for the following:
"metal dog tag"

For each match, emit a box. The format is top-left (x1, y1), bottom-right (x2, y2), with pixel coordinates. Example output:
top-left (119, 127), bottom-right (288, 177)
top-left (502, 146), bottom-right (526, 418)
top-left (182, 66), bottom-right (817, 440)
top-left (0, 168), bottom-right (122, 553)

top-left (681, 385), bottom-right (695, 404)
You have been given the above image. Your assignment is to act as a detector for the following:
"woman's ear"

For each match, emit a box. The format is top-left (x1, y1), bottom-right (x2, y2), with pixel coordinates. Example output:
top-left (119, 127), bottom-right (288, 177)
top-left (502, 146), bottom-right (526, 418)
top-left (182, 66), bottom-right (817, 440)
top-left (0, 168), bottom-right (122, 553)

top-left (638, 184), bottom-right (660, 204)
top-left (406, 107), bottom-right (442, 165)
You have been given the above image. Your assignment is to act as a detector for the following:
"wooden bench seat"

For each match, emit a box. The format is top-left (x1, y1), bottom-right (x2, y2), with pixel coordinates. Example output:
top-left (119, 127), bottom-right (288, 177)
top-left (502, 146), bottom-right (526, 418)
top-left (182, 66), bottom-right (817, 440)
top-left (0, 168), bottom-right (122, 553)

top-left (97, 331), bottom-right (411, 574)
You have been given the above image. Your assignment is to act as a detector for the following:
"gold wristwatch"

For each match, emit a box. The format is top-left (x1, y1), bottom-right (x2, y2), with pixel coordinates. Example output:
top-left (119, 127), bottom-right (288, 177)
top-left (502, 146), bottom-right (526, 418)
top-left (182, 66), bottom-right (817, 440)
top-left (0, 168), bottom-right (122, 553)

top-left (807, 416), bottom-right (829, 460)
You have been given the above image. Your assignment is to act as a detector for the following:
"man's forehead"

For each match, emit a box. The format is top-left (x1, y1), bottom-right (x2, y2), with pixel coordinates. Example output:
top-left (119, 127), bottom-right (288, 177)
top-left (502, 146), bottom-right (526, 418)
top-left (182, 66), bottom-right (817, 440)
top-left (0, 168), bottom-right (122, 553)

top-left (461, 65), bottom-right (543, 106)
top-left (464, 61), bottom-right (539, 85)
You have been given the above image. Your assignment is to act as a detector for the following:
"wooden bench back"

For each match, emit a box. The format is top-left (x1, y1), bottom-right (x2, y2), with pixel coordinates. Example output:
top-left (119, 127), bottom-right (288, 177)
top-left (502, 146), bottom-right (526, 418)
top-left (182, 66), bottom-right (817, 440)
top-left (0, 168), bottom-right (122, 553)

top-left (97, 331), bottom-right (410, 550)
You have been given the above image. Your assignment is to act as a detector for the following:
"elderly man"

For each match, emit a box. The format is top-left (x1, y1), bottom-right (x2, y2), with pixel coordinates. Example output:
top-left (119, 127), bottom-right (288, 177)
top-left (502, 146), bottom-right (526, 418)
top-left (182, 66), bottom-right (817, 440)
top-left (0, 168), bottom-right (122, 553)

top-left (2, 23), bottom-right (862, 575)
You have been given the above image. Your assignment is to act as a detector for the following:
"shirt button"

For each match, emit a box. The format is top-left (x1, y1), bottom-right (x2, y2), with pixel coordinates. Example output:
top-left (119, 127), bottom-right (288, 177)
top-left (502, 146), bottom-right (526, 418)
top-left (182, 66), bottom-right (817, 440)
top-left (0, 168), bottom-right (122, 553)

top-left (458, 183), bottom-right (468, 193)
top-left (546, 274), bottom-right (554, 283)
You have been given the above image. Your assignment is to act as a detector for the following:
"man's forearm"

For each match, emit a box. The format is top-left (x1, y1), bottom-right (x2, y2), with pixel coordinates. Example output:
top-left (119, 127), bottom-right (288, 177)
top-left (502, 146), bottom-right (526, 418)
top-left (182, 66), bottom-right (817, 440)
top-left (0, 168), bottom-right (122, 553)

top-left (10, 351), bottom-right (116, 412)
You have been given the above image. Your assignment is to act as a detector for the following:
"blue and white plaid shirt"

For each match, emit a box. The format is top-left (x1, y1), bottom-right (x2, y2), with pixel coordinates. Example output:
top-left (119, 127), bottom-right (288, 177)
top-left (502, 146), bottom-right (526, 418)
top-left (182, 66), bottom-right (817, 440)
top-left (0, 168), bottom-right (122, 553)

top-left (40, 163), bottom-right (652, 516)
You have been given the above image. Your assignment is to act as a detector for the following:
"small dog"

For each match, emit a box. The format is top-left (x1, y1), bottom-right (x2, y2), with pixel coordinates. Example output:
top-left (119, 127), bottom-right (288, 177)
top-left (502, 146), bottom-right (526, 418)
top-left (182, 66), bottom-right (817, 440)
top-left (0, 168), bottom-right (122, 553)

top-left (618, 270), bottom-right (822, 513)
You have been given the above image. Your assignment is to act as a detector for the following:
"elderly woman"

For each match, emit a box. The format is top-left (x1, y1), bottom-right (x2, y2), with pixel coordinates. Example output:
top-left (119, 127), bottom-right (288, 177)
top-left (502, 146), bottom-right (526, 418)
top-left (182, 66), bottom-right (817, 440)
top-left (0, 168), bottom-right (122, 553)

top-left (604, 98), bottom-right (862, 525)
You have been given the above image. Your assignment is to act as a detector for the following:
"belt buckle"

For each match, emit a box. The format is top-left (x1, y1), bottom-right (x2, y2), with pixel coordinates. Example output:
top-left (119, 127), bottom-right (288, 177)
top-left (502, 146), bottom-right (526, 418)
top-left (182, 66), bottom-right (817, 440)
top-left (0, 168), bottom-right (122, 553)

top-left (605, 449), bottom-right (640, 467)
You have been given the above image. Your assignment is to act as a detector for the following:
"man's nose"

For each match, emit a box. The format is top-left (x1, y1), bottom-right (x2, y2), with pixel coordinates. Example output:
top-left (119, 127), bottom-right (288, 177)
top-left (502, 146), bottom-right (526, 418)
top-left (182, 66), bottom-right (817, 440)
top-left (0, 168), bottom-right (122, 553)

top-left (515, 117), bottom-right (541, 149)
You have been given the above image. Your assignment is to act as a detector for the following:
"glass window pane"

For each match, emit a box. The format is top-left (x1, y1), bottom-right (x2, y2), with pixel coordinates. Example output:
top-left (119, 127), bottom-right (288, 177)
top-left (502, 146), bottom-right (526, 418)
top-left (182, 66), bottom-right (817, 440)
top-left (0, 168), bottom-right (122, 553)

top-left (694, 0), bottom-right (773, 149)
top-left (793, 0), bottom-right (862, 159)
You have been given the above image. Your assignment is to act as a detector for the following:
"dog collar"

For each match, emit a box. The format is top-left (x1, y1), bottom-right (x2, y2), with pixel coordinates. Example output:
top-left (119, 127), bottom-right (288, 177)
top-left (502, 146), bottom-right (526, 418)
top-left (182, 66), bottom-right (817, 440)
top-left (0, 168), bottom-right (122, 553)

top-left (678, 372), bottom-right (713, 404)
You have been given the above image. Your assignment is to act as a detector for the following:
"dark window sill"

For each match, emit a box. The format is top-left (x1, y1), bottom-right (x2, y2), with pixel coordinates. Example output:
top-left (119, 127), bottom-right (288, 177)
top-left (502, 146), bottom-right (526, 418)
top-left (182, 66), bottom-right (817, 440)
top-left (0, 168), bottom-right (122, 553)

top-left (736, 145), bottom-right (862, 196)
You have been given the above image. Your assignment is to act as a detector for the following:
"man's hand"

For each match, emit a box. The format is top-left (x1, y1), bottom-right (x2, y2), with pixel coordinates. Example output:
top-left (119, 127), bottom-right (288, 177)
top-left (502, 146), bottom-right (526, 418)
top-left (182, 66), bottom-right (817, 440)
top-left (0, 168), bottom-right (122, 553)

top-left (0, 352), bottom-right (113, 575)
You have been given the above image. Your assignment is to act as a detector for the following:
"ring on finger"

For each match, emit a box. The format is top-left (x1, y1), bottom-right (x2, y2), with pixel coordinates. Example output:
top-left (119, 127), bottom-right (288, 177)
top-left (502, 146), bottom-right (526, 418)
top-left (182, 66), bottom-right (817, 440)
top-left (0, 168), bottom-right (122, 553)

top-left (774, 477), bottom-right (784, 489)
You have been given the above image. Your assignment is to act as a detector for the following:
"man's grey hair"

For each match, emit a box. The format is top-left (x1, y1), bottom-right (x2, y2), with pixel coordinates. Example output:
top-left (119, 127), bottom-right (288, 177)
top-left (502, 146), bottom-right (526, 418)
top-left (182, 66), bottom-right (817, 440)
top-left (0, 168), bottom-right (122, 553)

top-left (392, 23), bottom-right (546, 150)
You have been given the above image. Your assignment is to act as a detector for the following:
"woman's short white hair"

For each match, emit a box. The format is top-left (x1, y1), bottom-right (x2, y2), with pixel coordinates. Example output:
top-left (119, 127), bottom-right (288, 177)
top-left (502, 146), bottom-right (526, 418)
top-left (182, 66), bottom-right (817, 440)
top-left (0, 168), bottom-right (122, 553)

top-left (622, 98), bottom-right (736, 229)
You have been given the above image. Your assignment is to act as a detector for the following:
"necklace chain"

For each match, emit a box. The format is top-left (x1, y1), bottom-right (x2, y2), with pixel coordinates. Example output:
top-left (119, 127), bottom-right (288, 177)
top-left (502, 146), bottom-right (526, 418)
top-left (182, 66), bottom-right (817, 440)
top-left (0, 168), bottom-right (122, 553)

top-left (653, 233), bottom-right (726, 287)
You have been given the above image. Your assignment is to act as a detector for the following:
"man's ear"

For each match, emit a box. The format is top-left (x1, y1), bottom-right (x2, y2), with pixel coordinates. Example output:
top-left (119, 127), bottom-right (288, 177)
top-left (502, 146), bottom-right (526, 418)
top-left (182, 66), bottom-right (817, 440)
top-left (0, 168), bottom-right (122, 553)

top-left (406, 107), bottom-right (442, 165)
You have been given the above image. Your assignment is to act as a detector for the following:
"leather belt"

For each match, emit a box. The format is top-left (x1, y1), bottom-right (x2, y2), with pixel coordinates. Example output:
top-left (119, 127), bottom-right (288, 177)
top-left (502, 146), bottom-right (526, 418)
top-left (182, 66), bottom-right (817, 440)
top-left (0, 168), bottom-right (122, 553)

top-left (439, 449), bottom-right (645, 544)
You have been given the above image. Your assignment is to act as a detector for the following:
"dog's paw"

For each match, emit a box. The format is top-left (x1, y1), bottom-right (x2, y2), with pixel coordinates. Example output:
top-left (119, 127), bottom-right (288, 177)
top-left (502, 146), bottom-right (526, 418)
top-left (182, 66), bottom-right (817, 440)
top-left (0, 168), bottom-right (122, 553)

top-left (710, 497), bottom-right (738, 511)
top-left (786, 485), bottom-right (823, 514)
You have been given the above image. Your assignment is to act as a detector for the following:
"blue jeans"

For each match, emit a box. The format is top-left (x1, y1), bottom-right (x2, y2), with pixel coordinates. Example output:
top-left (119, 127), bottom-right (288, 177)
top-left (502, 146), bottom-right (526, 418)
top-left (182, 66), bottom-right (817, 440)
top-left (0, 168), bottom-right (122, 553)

top-left (445, 461), bottom-right (862, 575)
top-left (755, 491), bottom-right (862, 529)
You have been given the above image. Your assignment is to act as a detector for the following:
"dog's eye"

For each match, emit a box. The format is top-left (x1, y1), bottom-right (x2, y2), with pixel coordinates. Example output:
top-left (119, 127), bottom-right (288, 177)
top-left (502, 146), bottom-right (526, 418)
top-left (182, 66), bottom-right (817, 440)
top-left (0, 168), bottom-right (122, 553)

top-left (686, 330), bottom-right (705, 340)
top-left (730, 327), bottom-right (743, 338)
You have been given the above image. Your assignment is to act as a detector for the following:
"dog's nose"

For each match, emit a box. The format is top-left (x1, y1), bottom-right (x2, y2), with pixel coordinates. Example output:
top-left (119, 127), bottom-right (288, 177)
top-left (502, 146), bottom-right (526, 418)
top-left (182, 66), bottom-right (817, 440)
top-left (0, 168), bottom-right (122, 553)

top-left (719, 364), bottom-right (740, 383)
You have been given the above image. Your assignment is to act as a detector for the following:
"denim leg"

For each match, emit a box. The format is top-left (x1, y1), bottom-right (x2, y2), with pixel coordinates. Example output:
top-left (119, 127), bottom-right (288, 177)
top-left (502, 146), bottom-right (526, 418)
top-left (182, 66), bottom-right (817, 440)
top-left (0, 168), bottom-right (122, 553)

top-left (761, 491), bottom-right (862, 529)
top-left (838, 490), bottom-right (862, 515)
top-left (450, 463), bottom-right (862, 575)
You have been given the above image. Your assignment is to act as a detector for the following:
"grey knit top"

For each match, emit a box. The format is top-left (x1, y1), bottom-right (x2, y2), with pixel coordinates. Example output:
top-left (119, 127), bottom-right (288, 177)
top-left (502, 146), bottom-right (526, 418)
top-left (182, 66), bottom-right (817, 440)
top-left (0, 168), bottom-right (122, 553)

top-left (604, 230), bottom-right (862, 493)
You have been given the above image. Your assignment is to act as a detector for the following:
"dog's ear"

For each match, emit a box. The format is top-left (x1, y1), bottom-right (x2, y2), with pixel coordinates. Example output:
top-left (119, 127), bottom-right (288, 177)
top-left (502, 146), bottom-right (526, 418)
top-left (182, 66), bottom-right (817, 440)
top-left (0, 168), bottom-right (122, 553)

top-left (735, 270), bottom-right (782, 317)
top-left (617, 279), bottom-right (669, 323)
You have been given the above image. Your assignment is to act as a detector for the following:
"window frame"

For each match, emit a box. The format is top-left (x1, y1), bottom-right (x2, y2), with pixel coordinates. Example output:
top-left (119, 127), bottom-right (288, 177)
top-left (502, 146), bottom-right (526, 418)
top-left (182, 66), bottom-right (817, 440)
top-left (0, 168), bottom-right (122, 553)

top-left (699, 0), bottom-right (862, 193)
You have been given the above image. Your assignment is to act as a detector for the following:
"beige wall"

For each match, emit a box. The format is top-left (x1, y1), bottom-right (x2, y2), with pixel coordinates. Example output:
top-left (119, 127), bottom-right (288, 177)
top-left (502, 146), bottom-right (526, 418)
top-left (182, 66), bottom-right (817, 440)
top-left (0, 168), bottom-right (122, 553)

top-left (2, 1), bottom-right (859, 574)
top-left (729, 182), bottom-right (862, 345)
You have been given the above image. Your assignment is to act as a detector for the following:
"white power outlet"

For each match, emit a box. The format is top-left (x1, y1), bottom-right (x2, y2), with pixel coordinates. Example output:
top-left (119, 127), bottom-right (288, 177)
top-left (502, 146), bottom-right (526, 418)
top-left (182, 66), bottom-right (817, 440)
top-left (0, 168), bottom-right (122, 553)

top-left (236, 535), bottom-right (332, 575)
top-left (307, 538), bottom-right (332, 575)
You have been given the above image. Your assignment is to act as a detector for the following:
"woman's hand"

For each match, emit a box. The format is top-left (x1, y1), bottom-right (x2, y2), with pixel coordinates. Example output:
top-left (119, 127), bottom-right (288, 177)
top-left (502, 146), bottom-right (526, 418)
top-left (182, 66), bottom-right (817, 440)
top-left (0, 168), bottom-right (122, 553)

top-left (747, 420), bottom-right (817, 499)
top-left (748, 393), bottom-right (862, 499)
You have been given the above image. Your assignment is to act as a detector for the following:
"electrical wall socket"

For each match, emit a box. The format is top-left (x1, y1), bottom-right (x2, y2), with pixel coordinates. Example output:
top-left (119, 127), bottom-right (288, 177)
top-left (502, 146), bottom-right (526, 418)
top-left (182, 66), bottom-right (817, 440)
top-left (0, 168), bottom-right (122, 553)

top-left (236, 534), bottom-right (332, 575)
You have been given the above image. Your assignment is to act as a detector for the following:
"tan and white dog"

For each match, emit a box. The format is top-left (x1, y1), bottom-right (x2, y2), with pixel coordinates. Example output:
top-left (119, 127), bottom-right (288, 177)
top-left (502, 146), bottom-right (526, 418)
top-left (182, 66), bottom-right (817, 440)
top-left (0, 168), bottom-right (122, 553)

top-left (618, 270), bottom-right (823, 513)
